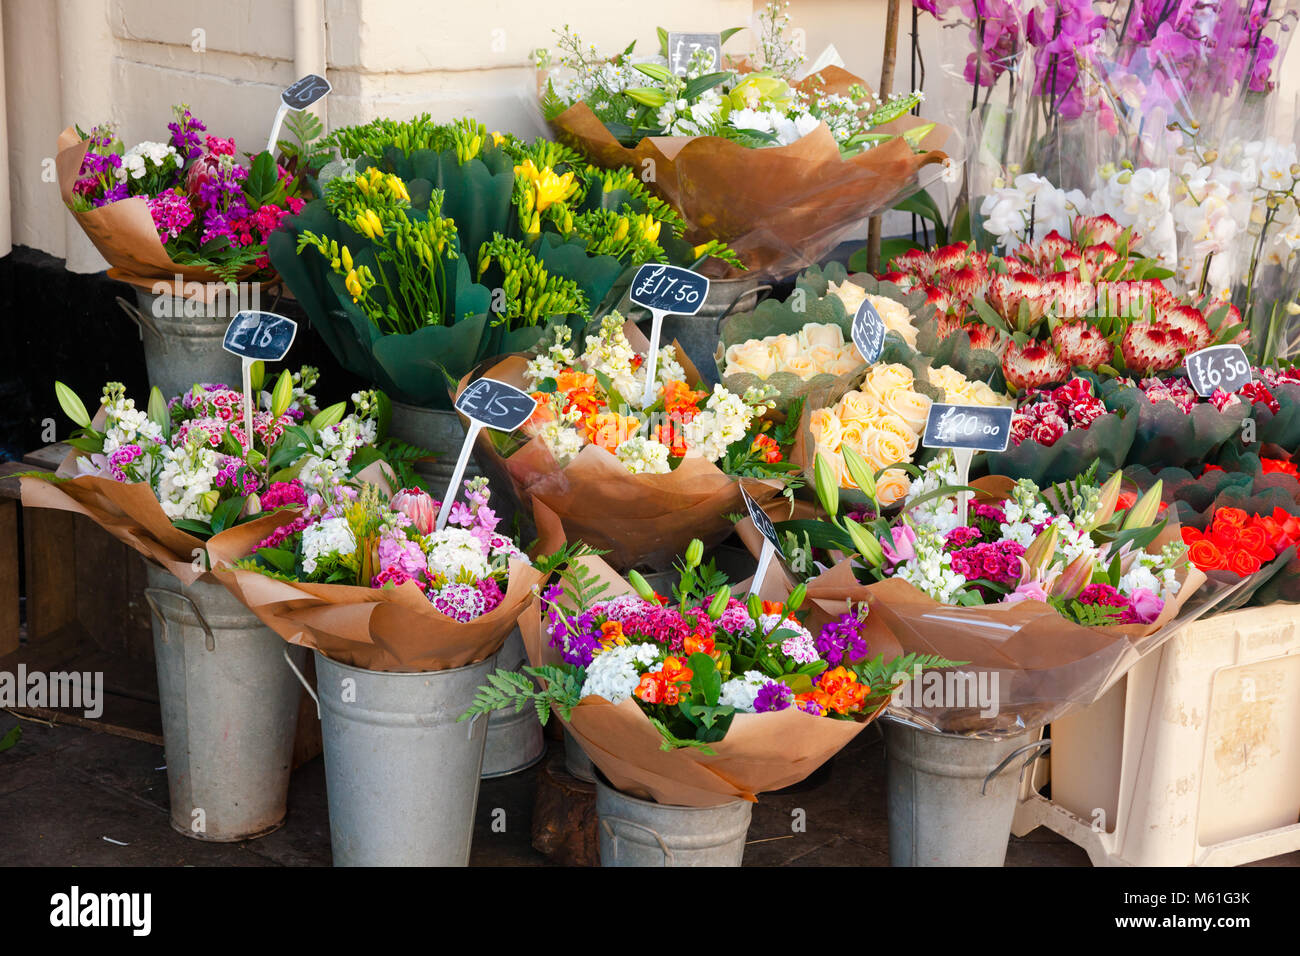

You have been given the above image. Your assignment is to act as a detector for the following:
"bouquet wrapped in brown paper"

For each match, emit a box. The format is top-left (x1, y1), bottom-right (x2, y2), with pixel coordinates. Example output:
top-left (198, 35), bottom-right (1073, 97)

top-left (207, 483), bottom-right (566, 672)
top-left (462, 536), bottom-right (955, 806)
top-left (20, 373), bottom-right (386, 585)
top-left (457, 316), bottom-right (800, 570)
top-left (541, 22), bottom-right (950, 281)
top-left (56, 101), bottom-right (320, 294)
top-left (738, 453), bottom-right (1246, 737)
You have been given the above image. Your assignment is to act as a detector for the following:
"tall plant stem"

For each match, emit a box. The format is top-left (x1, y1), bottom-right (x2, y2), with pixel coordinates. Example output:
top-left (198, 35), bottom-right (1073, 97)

top-left (867, 0), bottom-right (902, 273)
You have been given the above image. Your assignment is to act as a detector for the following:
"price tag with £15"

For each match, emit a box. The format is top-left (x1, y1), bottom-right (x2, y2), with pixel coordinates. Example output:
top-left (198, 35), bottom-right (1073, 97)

top-left (437, 378), bottom-right (538, 531)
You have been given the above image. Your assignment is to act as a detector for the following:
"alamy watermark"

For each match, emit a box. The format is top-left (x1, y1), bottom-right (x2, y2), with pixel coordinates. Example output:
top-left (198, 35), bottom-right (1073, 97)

top-left (0, 666), bottom-right (103, 719)
top-left (49, 886), bottom-right (150, 936)
top-left (149, 276), bottom-right (261, 318)
top-left (890, 664), bottom-right (1001, 719)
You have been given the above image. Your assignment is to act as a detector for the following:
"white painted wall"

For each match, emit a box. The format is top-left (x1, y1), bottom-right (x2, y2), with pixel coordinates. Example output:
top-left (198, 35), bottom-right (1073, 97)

top-left (4, 0), bottom-right (1299, 265)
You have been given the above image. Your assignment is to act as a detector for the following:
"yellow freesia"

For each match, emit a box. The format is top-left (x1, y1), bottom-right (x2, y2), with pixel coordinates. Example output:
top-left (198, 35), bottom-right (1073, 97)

top-left (345, 269), bottom-right (363, 301)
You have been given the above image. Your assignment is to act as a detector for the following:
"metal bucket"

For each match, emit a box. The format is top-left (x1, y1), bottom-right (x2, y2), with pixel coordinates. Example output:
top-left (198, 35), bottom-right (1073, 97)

top-left (630, 275), bottom-right (770, 387)
top-left (562, 727), bottom-right (596, 783)
top-left (882, 718), bottom-right (1051, 867)
top-left (314, 650), bottom-right (497, 866)
top-left (387, 400), bottom-right (481, 492)
top-left (122, 290), bottom-right (246, 397)
top-left (143, 564), bottom-right (307, 842)
top-left (481, 628), bottom-right (545, 778)
top-left (595, 774), bottom-right (753, 866)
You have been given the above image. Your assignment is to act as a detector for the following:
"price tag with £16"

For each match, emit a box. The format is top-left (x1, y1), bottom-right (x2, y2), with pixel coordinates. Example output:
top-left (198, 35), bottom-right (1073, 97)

top-left (437, 378), bottom-right (538, 531)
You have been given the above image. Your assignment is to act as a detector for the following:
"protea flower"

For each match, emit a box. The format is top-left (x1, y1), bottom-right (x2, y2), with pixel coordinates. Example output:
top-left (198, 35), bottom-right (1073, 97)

top-left (1042, 272), bottom-right (1096, 318)
top-left (1082, 242), bottom-right (1120, 270)
top-left (1014, 230), bottom-right (1077, 270)
top-left (924, 285), bottom-right (952, 315)
top-left (1051, 322), bottom-right (1113, 369)
top-left (946, 265), bottom-right (990, 304)
top-left (1121, 322), bottom-right (1192, 375)
top-left (1072, 213), bottom-right (1124, 247)
top-left (936, 314), bottom-right (964, 339)
top-left (892, 247), bottom-right (931, 278)
top-left (1155, 305), bottom-right (1212, 350)
top-left (966, 322), bottom-right (1006, 356)
top-left (877, 271), bottom-right (915, 291)
top-left (928, 243), bottom-right (972, 273)
top-left (1002, 340), bottom-right (1070, 389)
top-left (988, 272), bottom-right (1048, 329)
top-left (391, 487), bottom-right (438, 535)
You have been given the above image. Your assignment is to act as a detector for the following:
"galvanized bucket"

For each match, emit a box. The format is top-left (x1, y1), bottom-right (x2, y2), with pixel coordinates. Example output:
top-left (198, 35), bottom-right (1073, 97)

top-left (481, 628), bottom-right (545, 778)
top-left (629, 275), bottom-right (770, 387)
top-left (143, 563), bottom-right (307, 842)
top-left (882, 718), bottom-right (1051, 867)
top-left (314, 650), bottom-right (497, 867)
top-left (387, 400), bottom-right (481, 492)
top-left (562, 727), bottom-right (596, 783)
top-left (121, 290), bottom-right (247, 397)
top-left (595, 774), bottom-right (753, 866)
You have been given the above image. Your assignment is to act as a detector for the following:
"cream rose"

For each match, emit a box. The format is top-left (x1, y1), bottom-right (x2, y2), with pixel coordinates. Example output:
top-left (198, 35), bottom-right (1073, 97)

top-left (826, 280), bottom-right (868, 315)
top-left (823, 355), bottom-right (866, 377)
top-left (725, 339), bottom-right (779, 379)
top-left (797, 322), bottom-right (845, 351)
top-left (804, 344), bottom-right (839, 374)
top-left (784, 355), bottom-right (818, 381)
top-left (862, 364), bottom-right (915, 404)
top-left (873, 412), bottom-right (921, 456)
top-left (875, 468), bottom-right (912, 506)
top-left (764, 334), bottom-right (800, 362)
top-left (857, 427), bottom-right (912, 471)
top-left (810, 408), bottom-right (843, 451)
top-left (927, 364), bottom-right (969, 399)
top-left (839, 418), bottom-right (867, 449)
top-left (967, 381), bottom-right (1015, 407)
top-left (883, 388), bottom-right (932, 433)
top-left (836, 389), bottom-right (882, 425)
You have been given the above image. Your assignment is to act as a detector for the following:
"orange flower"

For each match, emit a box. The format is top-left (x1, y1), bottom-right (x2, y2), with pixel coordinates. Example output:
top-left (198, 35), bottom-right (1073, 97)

top-left (663, 380), bottom-right (707, 418)
top-left (1187, 538), bottom-right (1227, 571)
top-left (563, 388), bottom-right (601, 420)
top-left (751, 433), bottom-right (783, 464)
top-left (634, 656), bottom-right (694, 705)
top-left (1213, 507), bottom-right (1249, 530)
top-left (584, 412), bottom-right (639, 451)
top-left (600, 620), bottom-right (626, 648)
top-left (654, 422), bottom-right (689, 457)
top-left (555, 369), bottom-right (597, 393)
top-left (525, 394), bottom-right (555, 430)
top-left (761, 600), bottom-right (785, 616)
top-left (683, 633), bottom-right (715, 657)
top-left (812, 666), bottom-right (868, 715)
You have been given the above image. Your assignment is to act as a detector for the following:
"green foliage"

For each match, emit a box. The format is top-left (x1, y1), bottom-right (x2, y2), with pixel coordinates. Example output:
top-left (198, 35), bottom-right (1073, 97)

top-left (374, 438), bottom-right (435, 492)
top-left (0, 724), bottom-right (20, 754)
top-left (458, 664), bottom-right (585, 724)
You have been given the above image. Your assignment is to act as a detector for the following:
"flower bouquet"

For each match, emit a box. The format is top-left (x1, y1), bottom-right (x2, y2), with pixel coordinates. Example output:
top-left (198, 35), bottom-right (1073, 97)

top-left (460, 315), bottom-right (800, 570)
top-left (758, 451), bottom-right (1222, 736)
top-left (272, 118), bottom-right (736, 411)
top-left (462, 538), bottom-right (953, 805)
top-left (20, 370), bottom-right (383, 585)
top-left (798, 360), bottom-right (1012, 507)
top-left (714, 264), bottom-right (923, 413)
top-left (536, 5), bottom-right (949, 277)
top-left (56, 104), bottom-right (320, 291)
top-left (208, 478), bottom-right (564, 671)
top-left (1177, 505), bottom-right (1300, 611)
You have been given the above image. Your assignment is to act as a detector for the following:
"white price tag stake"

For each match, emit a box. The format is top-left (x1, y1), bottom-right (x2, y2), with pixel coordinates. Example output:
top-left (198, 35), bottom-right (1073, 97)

top-left (628, 264), bottom-right (709, 407)
top-left (952, 447), bottom-right (974, 527)
top-left (741, 484), bottom-right (782, 597)
top-left (440, 378), bottom-right (538, 530)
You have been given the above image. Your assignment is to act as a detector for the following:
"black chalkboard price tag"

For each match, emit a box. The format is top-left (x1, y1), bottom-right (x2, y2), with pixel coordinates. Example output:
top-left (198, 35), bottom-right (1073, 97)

top-left (223, 311), bottom-right (298, 362)
top-left (922, 403), bottom-right (1014, 453)
top-left (282, 74), bottom-right (332, 111)
top-left (438, 378), bottom-right (538, 531)
top-left (629, 264), bottom-right (710, 407)
top-left (851, 297), bottom-right (886, 364)
top-left (667, 32), bottom-right (723, 76)
top-left (629, 264), bottom-right (710, 316)
top-left (740, 483), bottom-right (783, 596)
top-left (454, 377), bottom-right (537, 433)
top-left (1184, 344), bottom-right (1252, 398)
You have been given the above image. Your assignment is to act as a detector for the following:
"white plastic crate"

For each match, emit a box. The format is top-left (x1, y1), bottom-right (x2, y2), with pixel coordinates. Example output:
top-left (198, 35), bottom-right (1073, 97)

top-left (1012, 605), bottom-right (1300, 866)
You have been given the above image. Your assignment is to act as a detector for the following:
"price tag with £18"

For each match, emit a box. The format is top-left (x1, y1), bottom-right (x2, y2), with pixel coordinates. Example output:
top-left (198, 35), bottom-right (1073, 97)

top-left (438, 378), bottom-right (538, 530)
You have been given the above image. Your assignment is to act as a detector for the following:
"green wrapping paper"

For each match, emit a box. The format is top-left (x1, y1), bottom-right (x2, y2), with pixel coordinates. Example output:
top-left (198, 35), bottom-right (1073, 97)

top-left (1102, 380), bottom-right (1251, 470)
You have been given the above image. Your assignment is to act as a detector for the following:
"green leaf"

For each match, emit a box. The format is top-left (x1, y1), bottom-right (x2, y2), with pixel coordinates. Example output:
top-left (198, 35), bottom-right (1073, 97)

top-left (171, 518), bottom-right (214, 536)
top-left (209, 495), bottom-right (245, 534)
top-left (891, 189), bottom-right (948, 245)
top-left (55, 381), bottom-right (92, 429)
top-left (720, 26), bottom-right (743, 45)
top-left (63, 436), bottom-right (105, 454)
top-left (969, 297), bottom-right (1011, 333)
top-left (683, 71), bottom-right (732, 100)
top-left (687, 652), bottom-right (721, 707)
top-left (0, 724), bottom-right (20, 753)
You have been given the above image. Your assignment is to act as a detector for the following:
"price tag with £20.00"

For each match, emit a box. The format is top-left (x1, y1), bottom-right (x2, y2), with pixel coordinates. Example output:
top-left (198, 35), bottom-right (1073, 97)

top-left (922, 403), bottom-right (1014, 453)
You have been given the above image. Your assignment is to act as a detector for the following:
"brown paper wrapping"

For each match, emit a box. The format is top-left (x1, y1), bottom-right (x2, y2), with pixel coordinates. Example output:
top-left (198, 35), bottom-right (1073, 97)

top-left (548, 66), bottom-right (949, 280)
top-left (458, 323), bottom-right (784, 570)
top-left (736, 478), bottom-right (1211, 736)
top-left (518, 542), bottom-right (893, 806)
top-left (205, 496), bottom-right (566, 672)
top-left (56, 127), bottom-right (259, 296)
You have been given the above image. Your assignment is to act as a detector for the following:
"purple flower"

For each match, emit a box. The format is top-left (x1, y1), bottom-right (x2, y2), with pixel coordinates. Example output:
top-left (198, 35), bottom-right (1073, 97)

top-left (754, 681), bottom-right (794, 713)
top-left (816, 612), bottom-right (869, 666)
top-left (796, 698), bottom-right (823, 717)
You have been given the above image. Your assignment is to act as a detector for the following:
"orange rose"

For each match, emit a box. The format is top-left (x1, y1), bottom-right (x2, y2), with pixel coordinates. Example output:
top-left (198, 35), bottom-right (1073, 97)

top-left (1187, 538), bottom-right (1227, 571)
top-left (1227, 549), bottom-right (1262, 576)
top-left (1213, 507), bottom-right (1249, 530)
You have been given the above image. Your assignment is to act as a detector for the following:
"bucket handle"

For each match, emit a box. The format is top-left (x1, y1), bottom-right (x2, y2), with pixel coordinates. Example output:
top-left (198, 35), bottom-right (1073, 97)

top-left (980, 738), bottom-right (1051, 796)
top-left (599, 815), bottom-right (674, 866)
top-left (115, 295), bottom-right (165, 348)
top-left (282, 649), bottom-right (320, 720)
top-left (142, 587), bottom-right (216, 652)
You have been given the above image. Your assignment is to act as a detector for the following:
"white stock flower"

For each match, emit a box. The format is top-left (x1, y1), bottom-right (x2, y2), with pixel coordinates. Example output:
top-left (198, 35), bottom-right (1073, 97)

top-left (301, 516), bottom-right (356, 574)
top-left (580, 642), bottom-right (659, 703)
top-left (718, 670), bottom-right (770, 712)
top-left (614, 435), bottom-right (671, 474)
top-left (426, 527), bottom-right (491, 582)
